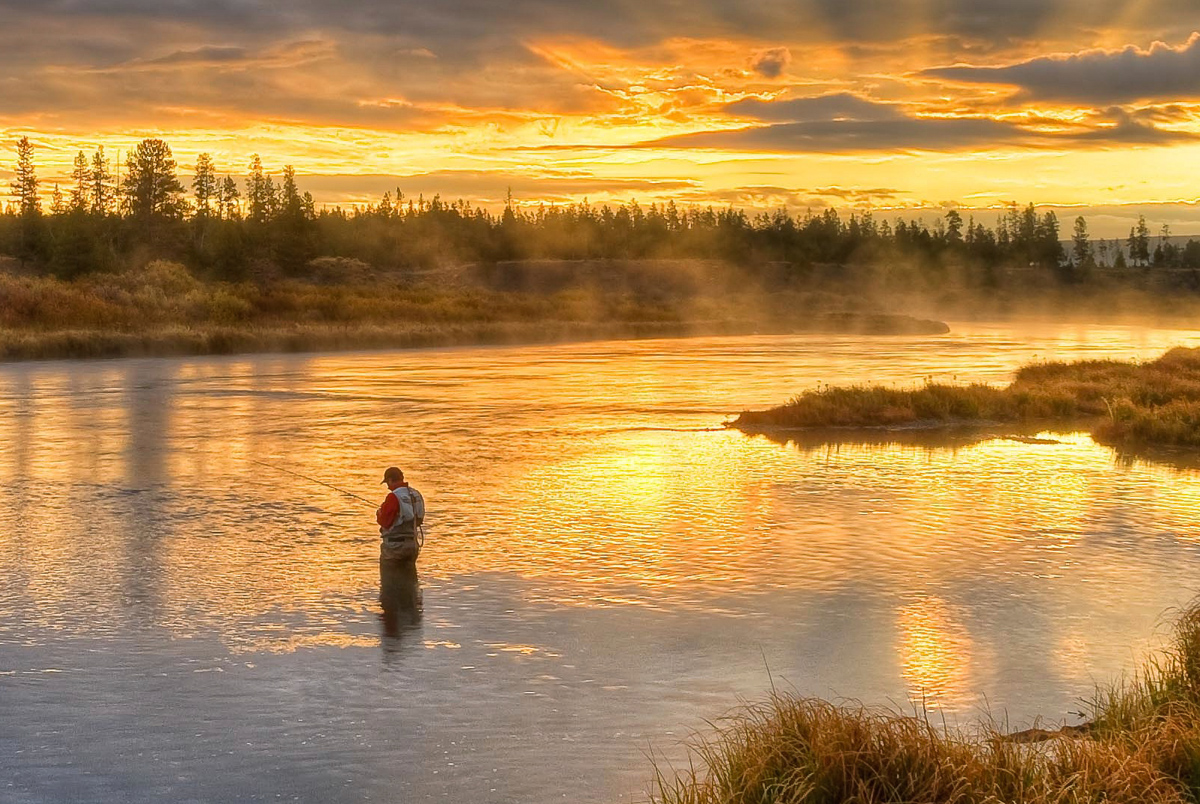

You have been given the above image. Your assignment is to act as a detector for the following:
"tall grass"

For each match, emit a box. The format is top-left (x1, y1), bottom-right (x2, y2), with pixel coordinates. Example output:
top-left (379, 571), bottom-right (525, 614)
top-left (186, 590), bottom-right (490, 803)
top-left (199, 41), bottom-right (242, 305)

top-left (653, 602), bottom-right (1200, 804)
top-left (734, 348), bottom-right (1200, 449)
top-left (0, 260), bottom-right (946, 360)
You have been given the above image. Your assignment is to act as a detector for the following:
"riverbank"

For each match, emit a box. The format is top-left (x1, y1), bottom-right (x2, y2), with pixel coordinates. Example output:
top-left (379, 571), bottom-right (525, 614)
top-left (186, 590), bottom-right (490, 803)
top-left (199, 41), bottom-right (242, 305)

top-left (653, 599), bottom-right (1200, 804)
top-left (734, 346), bottom-right (1200, 449)
top-left (0, 260), bottom-right (947, 361)
top-left (0, 315), bottom-right (950, 362)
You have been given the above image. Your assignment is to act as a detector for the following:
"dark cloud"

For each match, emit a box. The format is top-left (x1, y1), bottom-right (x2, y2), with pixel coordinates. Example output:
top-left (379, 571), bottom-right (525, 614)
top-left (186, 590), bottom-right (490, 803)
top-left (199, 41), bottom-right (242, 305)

top-left (726, 93), bottom-right (903, 122)
top-left (145, 46), bottom-right (247, 66)
top-left (813, 186), bottom-right (902, 200)
top-left (6, 1), bottom-right (1200, 67)
top-left (649, 117), bottom-right (1030, 153)
top-left (750, 47), bottom-right (791, 79)
top-left (926, 32), bottom-right (1200, 103)
top-left (1072, 113), bottom-right (1197, 145)
top-left (641, 94), bottom-right (1199, 153)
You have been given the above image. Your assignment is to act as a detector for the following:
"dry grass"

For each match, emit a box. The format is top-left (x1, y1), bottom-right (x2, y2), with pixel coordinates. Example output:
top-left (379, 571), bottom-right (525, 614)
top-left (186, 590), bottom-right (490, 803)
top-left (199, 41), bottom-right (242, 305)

top-left (0, 260), bottom-right (946, 360)
top-left (652, 602), bottom-right (1200, 804)
top-left (734, 347), bottom-right (1200, 449)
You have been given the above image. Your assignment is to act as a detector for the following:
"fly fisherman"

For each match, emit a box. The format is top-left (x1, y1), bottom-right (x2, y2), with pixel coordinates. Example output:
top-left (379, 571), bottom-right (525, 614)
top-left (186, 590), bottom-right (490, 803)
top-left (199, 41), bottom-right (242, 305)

top-left (377, 467), bottom-right (426, 562)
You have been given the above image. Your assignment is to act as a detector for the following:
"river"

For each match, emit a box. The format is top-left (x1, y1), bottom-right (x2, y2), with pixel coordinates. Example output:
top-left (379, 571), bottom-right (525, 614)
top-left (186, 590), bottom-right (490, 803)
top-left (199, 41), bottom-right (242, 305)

top-left (4, 322), bottom-right (1200, 802)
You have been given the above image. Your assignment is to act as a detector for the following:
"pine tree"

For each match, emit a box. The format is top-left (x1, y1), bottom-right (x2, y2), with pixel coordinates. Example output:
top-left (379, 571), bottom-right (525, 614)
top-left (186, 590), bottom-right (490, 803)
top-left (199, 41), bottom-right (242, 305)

top-left (90, 147), bottom-right (115, 215)
top-left (192, 153), bottom-right (218, 217)
top-left (219, 175), bottom-right (241, 221)
top-left (11, 136), bottom-right (40, 216)
top-left (1072, 216), bottom-right (1093, 268)
top-left (246, 155), bottom-right (269, 223)
top-left (945, 209), bottom-right (964, 245)
top-left (123, 138), bottom-right (184, 218)
top-left (281, 165), bottom-right (302, 218)
top-left (69, 150), bottom-right (90, 212)
top-left (50, 184), bottom-right (65, 215)
top-left (264, 175), bottom-right (279, 219)
top-left (1128, 215), bottom-right (1151, 267)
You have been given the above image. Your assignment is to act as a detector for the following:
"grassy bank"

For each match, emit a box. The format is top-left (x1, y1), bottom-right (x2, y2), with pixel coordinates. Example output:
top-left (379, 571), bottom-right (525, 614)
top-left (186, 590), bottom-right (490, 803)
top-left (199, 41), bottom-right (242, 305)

top-left (0, 260), bottom-right (947, 361)
top-left (653, 600), bottom-right (1200, 804)
top-left (734, 347), bottom-right (1200, 449)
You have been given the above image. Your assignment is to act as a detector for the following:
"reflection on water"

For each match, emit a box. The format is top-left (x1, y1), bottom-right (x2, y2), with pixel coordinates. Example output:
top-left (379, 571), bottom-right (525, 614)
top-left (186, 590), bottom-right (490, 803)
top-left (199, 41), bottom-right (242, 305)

top-left (380, 558), bottom-right (423, 646)
top-left (4, 323), bottom-right (1200, 802)
top-left (897, 596), bottom-right (973, 708)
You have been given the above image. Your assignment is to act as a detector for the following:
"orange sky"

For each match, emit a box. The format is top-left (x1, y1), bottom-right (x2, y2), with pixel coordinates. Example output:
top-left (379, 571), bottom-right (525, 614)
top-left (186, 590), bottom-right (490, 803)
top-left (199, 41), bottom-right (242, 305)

top-left (3, 1), bottom-right (1200, 235)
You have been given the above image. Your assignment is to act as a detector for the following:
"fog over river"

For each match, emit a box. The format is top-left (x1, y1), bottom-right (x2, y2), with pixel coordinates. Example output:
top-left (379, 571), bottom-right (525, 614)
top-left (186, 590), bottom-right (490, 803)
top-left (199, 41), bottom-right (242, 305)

top-left (4, 322), bottom-right (1200, 802)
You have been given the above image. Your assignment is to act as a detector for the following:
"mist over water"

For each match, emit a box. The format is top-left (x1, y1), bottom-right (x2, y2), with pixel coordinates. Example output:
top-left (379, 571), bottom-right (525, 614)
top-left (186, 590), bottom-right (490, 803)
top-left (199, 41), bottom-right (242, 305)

top-left (5, 323), bottom-right (1200, 802)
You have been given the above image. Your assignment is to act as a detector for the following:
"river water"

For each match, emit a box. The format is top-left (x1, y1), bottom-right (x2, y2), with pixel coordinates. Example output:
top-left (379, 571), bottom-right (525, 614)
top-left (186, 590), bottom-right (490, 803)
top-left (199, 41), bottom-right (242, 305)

top-left (4, 322), bottom-right (1200, 802)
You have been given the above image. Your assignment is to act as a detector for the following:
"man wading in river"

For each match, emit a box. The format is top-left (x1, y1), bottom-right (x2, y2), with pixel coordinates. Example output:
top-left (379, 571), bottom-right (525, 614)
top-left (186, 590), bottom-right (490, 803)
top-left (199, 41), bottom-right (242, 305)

top-left (377, 467), bottom-right (426, 562)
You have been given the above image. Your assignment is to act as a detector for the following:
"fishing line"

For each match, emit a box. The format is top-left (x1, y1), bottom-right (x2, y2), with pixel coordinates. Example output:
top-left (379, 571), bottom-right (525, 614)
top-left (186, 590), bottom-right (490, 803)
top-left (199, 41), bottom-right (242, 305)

top-left (249, 459), bottom-right (377, 508)
top-left (251, 459), bottom-right (425, 549)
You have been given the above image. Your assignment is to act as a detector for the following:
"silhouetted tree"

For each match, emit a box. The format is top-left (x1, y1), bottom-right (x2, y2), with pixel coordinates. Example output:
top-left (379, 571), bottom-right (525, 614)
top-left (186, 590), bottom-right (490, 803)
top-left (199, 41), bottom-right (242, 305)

top-left (1128, 215), bottom-right (1151, 267)
top-left (280, 165), bottom-right (302, 219)
top-left (123, 138), bottom-right (185, 219)
top-left (193, 153), bottom-right (217, 217)
top-left (218, 175), bottom-right (241, 221)
top-left (1072, 216), bottom-right (1093, 267)
top-left (246, 155), bottom-right (270, 223)
top-left (90, 147), bottom-right (115, 216)
top-left (69, 151), bottom-right (90, 212)
top-left (945, 209), bottom-right (964, 246)
top-left (11, 136), bottom-right (40, 216)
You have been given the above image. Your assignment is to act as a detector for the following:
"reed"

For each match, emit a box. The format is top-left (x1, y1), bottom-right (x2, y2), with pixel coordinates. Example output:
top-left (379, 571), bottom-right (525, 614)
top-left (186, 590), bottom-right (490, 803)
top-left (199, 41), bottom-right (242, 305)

top-left (652, 601), bottom-right (1200, 804)
top-left (735, 347), bottom-right (1200, 449)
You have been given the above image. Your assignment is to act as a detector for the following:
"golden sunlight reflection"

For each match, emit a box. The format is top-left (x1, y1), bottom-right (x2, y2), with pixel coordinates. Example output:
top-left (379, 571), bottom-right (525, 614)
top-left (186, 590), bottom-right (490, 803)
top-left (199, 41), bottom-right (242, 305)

top-left (897, 596), bottom-right (973, 708)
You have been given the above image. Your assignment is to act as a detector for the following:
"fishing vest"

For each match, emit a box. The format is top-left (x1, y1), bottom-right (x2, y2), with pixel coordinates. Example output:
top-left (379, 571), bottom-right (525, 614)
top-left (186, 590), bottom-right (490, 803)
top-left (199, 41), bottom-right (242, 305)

top-left (381, 486), bottom-right (425, 541)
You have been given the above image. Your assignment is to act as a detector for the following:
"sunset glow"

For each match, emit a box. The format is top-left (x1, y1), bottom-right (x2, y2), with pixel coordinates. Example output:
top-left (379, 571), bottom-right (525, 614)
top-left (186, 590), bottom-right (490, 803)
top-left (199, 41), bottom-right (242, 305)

top-left (4, 2), bottom-right (1200, 234)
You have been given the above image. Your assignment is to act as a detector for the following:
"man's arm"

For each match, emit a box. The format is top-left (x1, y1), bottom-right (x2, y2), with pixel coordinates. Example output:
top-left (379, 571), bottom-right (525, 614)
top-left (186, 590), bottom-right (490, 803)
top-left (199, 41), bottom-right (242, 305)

top-left (376, 494), bottom-right (399, 529)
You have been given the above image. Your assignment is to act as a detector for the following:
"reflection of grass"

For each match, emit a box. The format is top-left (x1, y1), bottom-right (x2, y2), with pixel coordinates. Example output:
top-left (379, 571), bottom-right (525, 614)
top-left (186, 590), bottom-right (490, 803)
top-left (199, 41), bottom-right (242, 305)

top-left (0, 261), bottom-right (947, 360)
top-left (735, 347), bottom-right (1200, 449)
top-left (653, 601), bottom-right (1200, 804)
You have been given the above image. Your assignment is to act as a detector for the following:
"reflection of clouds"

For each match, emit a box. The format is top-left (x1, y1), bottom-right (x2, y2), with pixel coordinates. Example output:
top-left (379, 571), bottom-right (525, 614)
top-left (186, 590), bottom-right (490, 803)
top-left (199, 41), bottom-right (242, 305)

top-left (897, 596), bottom-right (972, 708)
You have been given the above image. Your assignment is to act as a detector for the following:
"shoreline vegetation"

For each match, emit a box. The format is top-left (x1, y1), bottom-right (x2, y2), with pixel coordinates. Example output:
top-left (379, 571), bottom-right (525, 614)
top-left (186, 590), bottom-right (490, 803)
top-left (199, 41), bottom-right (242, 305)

top-left (7, 137), bottom-right (1200, 361)
top-left (734, 347), bottom-right (1200, 450)
top-left (0, 259), bottom-right (949, 362)
top-left (653, 600), bottom-right (1200, 804)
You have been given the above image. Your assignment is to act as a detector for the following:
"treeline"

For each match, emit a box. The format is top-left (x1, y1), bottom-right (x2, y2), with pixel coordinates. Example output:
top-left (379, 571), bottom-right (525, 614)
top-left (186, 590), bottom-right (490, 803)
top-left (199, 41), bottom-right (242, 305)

top-left (4, 136), bottom-right (1200, 288)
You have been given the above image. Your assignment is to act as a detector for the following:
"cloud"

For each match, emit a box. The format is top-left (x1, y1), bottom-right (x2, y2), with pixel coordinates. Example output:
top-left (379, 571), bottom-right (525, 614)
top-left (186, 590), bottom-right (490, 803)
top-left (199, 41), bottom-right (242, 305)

top-left (649, 117), bottom-right (1030, 153)
top-left (750, 47), bottom-right (791, 78)
top-left (925, 32), bottom-right (1200, 103)
top-left (3, 0), bottom-right (1200, 136)
top-left (813, 185), bottom-right (902, 200)
top-left (726, 93), bottom-right (904, 122)
top-left (144, 46), bottom-right (247, 66)
top-left (296, 171), bottom-right (699, 204)
top-left (636, 92), bottom-right (1200, 153)
top-left (129, 40), bottom-right (333, 70)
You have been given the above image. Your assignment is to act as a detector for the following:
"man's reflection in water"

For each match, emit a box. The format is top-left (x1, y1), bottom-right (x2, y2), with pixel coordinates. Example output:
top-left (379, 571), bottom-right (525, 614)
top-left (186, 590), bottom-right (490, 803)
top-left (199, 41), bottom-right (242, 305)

top-left (379, 557), bottom-right (422, 652)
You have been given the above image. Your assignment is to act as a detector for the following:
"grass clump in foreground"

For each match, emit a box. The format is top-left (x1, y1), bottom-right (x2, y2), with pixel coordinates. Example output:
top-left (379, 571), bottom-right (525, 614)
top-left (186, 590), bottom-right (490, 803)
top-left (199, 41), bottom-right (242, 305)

top-left (653, 600), bottom-right (1200, 804)
top-left (734, 347), bottom-right (1200, 449)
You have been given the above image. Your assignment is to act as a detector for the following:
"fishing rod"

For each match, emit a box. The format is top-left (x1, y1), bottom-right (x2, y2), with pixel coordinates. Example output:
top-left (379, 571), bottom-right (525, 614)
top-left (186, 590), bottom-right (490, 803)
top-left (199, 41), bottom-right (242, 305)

top-left (251, 459), bottom-right (425, 549)
top-left (249, 459), bottom-right (376, 508)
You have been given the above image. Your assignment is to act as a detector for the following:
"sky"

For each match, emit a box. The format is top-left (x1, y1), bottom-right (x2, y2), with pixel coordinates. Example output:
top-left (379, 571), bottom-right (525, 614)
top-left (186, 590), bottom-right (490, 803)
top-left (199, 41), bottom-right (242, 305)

top-left (4, 0), bottom-right (1200, 235)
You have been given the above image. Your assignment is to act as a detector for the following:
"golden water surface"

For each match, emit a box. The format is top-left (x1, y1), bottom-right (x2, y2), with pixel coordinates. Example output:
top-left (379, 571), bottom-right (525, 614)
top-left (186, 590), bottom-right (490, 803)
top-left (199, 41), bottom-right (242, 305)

top-left (4, 322), bottom-right (1200, 802)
